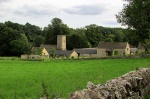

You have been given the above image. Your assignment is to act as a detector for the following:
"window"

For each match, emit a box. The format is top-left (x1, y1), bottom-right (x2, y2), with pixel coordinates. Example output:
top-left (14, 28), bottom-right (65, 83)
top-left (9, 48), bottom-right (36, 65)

top-left (127, 48), bottom-right (129, 51)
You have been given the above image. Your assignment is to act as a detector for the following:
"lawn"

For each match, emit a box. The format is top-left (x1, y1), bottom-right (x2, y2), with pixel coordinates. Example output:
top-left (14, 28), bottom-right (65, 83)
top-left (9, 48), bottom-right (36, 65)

top-left (0, 58), bottom-right (150, 99)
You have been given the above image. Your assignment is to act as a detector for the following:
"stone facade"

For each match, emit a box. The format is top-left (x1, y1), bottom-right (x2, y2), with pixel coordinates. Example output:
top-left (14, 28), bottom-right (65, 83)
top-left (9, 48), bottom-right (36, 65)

top-left (41, 48), bottom-right (49, 58)
top-left (69, 51), bottom-right (78, 58)
top-left (21, 54), bottom-right (42, 59)
top-left (57, 35), bottom-right (66, 50)
top-left (124, 42), bottom-right (130, 55)
top-left (54, 50), bottom-right (78, 59)
top-left (74, 48), bottom-right (97, 58)
top-left (70, 68), bottom-right (150, 99)
top-left (97, 49), bottom-right (106, 58)
top-left (98, 42), bottom-right (131, 57)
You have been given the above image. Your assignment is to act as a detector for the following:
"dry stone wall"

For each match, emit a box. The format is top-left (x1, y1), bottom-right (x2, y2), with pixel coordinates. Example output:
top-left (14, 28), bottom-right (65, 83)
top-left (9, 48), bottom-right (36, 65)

top-left (70, 68), bottom-right (150, 99)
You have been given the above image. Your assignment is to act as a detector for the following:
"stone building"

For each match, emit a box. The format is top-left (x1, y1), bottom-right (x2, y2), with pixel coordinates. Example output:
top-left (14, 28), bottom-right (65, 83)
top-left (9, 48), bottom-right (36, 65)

top-left (21, 35), bottom-right (78, 59)
top-left (22, 35), bottom-right (133, 59)
top-left (97, 42), bottom-right (130, 57)
top-left (57, 35), bottom-right (66, 50)
top-left (73, 48), bottom-right (97, 58)
top-left (54, 50), bottom-right (78, 58)
top-left (74, 42), bottom-right (131, 58)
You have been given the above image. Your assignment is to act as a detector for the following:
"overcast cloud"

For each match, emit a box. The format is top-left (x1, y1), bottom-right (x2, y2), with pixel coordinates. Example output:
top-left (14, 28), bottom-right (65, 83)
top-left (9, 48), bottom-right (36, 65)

top-left (0, 0), bottom-right (125, 28)
top-left (0, 0), bottom-right (10, 3)
top-left (63, 4), bottom-right (108, 15)
top-left (14, 4), bottom-right (59, 17)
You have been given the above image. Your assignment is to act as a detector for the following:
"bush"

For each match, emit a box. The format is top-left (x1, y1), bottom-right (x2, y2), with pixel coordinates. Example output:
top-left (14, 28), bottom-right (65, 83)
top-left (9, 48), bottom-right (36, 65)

top-left (114, 50), bottom-right (119, 56)
top-left (71, 56), bottom-right (74, 59)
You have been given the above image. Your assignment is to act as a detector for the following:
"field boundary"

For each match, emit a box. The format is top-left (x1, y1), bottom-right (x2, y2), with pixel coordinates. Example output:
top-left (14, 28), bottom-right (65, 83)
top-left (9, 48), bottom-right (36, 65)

top-left (70, 68), bottom-right (150, 99)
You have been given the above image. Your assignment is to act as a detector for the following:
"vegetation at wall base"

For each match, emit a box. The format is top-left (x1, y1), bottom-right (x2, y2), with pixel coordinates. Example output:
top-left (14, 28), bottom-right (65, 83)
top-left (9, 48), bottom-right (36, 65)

top-left (0, 58), bottom-right (149, 98)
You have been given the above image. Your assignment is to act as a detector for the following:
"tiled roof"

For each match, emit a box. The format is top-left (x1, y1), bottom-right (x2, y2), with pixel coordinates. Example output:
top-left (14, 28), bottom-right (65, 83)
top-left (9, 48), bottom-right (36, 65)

top-left (73, 48), bottom-right (97, 54)
top-left (40, 44), bottom-right (57, 52)
top-left (130, 48), bottom-right (138, 53)
top-left (56, 50), bottom-right (75, 56)
top-left (97, 42), bottom-right (128, 51)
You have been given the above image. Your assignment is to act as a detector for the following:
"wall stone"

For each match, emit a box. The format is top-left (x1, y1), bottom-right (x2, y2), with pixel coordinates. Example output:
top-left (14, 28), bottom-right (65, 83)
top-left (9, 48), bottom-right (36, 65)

top-left (70, 68), bottom-right (150, 99)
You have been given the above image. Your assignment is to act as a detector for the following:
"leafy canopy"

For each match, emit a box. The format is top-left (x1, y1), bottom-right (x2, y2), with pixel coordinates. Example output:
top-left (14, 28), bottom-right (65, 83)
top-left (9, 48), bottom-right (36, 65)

top-left (116, 0), bottom-right (150, 50)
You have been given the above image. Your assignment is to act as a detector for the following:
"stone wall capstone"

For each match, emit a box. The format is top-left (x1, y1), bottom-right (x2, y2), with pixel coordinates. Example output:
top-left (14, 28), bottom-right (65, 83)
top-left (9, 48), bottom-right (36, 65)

top-left (70, 68), bottom-right (150, 99)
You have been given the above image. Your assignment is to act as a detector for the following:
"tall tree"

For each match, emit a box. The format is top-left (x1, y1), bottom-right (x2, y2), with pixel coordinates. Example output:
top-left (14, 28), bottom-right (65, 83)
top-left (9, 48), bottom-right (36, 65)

top-left (116, 0), bottom-right (150, 48)
top-left (10, 34), bottom-right (30, 55)
top-left (33, 35), bottom-right (44, 47)
top-left (23, 23), bottom-right (42, 42)
top-left (44, 18), bottom-right (70, 44)
top-left (67, 34), bottom-right (91, 50)
top-left (5, 21), bottom-right (24, 32)
top-left (0, 27), bottom-right (30, 56)
top-left (85, 24), bottom-right (103, 47)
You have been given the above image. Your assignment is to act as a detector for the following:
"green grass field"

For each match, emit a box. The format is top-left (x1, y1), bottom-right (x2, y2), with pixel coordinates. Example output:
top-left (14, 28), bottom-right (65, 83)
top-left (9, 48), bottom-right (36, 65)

top-left (0, 58), bottom-right (150, 99)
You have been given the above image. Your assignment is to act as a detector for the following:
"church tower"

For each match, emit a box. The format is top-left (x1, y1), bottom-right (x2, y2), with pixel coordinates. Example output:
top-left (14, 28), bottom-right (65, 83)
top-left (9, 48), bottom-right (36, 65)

top-left (57, 35), bottom-right (66, 50)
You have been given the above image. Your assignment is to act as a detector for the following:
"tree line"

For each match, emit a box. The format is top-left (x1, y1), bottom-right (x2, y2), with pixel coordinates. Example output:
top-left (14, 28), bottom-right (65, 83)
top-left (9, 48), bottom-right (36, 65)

top-left (0, 18), bottom-right (130, 56)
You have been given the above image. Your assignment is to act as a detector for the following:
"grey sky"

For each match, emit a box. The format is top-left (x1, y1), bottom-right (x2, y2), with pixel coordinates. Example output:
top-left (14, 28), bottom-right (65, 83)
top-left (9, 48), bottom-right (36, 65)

top-left (0, 0), bottom-right (125, 28)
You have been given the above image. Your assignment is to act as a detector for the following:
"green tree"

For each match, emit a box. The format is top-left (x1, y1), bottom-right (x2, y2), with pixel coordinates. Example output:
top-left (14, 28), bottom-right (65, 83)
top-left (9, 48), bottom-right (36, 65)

top-left (44, 18), bottom-right (71, 44)
top-left (105, 38), bottom-right (114, 42)
top-left (116, 0), bottom-right (150, 47)
top-left (113, 28), bottom-right (126, 42)
top-left (0, 23), bottom-right (6, 32)
top-left (72, 28), bottom-right (85, 35)
top-left (10, 34), bottom-right (30, 55)
top-left (85, 24), bottom-right (103, 47)
top-left (67, 34), bottom-right (91, 50)
top-left (143, 35), bottom-right (150, 52)
top-left (0, 27), bottom-right (30, 56)
top-left (23, 23), bottom-right (43, 42)
top-left (5, 21), bottom-right (24, 32)
top-left (33, 35), bottom-right (44, 47)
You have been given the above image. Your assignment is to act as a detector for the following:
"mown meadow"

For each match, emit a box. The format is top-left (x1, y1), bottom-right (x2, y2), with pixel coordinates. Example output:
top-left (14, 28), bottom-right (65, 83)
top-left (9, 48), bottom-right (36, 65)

top-left (0, 58), bottom-right (150, 99)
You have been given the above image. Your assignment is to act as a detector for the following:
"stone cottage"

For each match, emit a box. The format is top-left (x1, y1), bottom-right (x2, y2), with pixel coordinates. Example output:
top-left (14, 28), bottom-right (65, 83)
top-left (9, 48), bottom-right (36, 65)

top-left (74, 42), bottom-right (131, 58)
top-left (73, 48), bottom-right (97, 58)
top-left (51, 50), bottom-right (78, 58)
top-left (97, 42), bottom-right (130, 57)
top-left (40, 44), bottom-right (57, 58)
top-left (73, 48), bottom-right (106, 58)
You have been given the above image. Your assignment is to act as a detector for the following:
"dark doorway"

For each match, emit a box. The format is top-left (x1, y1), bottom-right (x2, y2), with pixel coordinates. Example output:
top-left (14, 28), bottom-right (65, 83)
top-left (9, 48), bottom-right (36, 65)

top-left (106, 51), bottom-right (113, 56)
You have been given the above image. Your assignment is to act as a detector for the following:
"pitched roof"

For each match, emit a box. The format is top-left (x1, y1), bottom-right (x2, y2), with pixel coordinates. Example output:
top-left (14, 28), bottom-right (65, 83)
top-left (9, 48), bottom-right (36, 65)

top-left (56, 50), bottom-right (75, 56)
top-left (40, 44), bottom-right (57, 52)
top-left (130, 48), bottom-right (138, 53)
top-left (73, 48), bottom-right (97, 54)
top-left (97, 42), bottom-right (128, 51)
